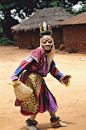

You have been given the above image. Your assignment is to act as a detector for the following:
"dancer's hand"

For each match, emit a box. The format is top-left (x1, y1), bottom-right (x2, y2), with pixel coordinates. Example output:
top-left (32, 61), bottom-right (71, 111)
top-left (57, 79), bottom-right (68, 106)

top-left (62, 75), bottom-right (71, 81)
top-left (61, 75), bottom-right (71, 87)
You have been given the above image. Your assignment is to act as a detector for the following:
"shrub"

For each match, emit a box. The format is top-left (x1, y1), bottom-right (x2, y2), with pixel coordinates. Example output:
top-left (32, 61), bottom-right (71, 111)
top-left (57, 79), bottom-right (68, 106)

top-left (0, 36), bottom-right (15, 46)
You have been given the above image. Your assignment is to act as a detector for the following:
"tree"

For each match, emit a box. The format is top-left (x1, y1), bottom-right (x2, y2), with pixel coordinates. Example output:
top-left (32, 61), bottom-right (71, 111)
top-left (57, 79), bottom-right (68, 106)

top-left (0, 0), bottom-right (85, 21)
top-left (0, 0), bottom-right (86, 41)
top-left (0, 0), bottom-right (40, 20)
top-left (0, 18), bottom-right (3, 36)
top-left (68, 1), bottom-right (86, 15)
top-left (0, 0), bottom-right (41, 38)
top-left (37, 0), bottom-right (85, 14)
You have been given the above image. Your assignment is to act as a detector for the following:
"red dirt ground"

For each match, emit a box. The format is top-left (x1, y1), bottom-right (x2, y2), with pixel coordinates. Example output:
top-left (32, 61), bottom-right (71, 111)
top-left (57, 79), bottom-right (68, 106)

top-left (0, 46), bottom-right (86, 130)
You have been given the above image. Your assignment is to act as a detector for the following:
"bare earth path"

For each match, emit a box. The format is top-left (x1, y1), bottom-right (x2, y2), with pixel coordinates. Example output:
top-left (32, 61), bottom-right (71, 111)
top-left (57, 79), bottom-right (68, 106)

top-left (0, 46), bottom-right (86, 130)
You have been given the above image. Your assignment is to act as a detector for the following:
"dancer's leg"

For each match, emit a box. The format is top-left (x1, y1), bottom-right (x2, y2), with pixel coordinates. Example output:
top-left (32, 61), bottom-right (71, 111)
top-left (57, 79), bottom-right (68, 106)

top-left (49, 112), bottom-right (67, 127)
top-left (26, 114), bottom-right (38, 130)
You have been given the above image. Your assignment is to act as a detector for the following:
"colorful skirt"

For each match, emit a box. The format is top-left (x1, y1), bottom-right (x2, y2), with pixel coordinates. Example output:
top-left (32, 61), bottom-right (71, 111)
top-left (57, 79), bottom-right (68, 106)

top-left (15, 71), bottom-right (57, 116)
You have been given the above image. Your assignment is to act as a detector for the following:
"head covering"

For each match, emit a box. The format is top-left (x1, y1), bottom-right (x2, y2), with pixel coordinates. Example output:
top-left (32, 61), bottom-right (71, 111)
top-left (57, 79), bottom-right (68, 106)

top-left (39, 22), bottom-right (52, 36)
top-left (39, 22), bottom-right (55, 56)
top-left (39, 22), bottom-right (55, 72)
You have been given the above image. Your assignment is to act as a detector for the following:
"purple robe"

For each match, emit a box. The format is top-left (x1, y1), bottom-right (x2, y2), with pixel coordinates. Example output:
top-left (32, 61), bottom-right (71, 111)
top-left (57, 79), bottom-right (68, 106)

top-left (10, 48), bottom-right (68, 115)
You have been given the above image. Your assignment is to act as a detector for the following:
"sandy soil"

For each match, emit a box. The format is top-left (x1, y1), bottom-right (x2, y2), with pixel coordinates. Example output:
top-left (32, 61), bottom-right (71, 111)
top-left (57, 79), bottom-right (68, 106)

top-left (0, 46), bottom-right (86, 130)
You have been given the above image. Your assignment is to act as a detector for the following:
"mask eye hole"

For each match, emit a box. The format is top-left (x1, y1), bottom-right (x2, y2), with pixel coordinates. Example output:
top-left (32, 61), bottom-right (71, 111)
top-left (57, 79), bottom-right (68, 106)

top-left (48, 39), bottom-right (52, 44)
top-left (42, 39), bottom-right (46, 44)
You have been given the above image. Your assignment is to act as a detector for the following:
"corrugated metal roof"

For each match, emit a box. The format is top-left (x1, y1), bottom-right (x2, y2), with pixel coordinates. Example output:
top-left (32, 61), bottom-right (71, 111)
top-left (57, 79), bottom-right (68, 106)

top-left (57, 12), bottom-right (86, 25)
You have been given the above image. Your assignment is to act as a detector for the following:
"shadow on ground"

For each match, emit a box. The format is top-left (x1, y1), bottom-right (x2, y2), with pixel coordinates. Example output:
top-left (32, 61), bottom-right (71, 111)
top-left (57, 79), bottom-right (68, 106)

top-left (20, 121), bottom-right (75, 130)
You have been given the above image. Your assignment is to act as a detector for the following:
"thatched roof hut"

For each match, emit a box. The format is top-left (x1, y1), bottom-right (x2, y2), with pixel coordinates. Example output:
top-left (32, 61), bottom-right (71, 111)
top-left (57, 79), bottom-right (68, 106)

top-left (11, 17), bottom-right (29, 41)
top-left (11, 17), bottom-right (29, 33)
top-left (13, 7), bottom-right (73, 49)
top-left (57, 12), bottom-right (86, 52)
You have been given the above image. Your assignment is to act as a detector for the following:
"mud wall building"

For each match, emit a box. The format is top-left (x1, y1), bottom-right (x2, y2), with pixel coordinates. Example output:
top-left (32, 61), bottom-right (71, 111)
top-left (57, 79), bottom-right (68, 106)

top-left (12, 7), bottom-right (73, 49)
top-left (58, 12), bottom-right (86, 52)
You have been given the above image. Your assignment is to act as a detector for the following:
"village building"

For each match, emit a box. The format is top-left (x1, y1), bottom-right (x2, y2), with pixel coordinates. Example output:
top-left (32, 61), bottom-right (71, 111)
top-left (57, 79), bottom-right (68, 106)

top-left (12, 7), bottom-right (73, 49)
top-left (57, 12), bottom-right (86, 52)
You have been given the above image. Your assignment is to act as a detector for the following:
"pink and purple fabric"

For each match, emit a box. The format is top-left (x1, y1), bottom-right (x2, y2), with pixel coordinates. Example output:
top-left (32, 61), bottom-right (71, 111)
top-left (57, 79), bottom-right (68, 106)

top-left (10, 48), bottom-right (68, 115)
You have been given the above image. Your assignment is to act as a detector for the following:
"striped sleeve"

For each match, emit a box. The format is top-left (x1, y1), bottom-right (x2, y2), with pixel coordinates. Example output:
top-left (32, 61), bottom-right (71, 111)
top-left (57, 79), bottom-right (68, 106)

top-left (49, 60), bottom-right (70, 86)
top-left (9, 56), bottom-right (33, 82)
top-left (49, 60), bottom-right (64, 82)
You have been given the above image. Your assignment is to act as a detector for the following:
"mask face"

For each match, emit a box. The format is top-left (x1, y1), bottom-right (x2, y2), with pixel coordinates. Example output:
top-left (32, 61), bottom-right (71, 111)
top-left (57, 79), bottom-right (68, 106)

top-left (40, 35), bottom-right (55, 55)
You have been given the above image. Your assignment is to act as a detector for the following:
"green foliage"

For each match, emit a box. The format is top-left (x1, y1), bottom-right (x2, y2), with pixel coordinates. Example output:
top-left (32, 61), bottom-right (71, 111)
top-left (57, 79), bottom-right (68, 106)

top-left (38, 0), bottom-right (63, 9)
top-left (38, 1), bottom-right (47, 8)
top-left (69, 3), bottom-right (86, 15)
top-left (59, 3), bottom-right (64, 7)
top-left (82, 1), bottom-right (86, 4)
top-left (0, 36), bottom-right (15, 46)
top-left (82, 4), bottom-right (86, 12)
top-left (48, 1), bottom-right (59, 7)
top-left (0, 18), bottom-right (3, 35)
top-left (0, 28), bottom-right (3, 33)
top-left (0, 17), bottom-right (16, 46)
top-left (0, 2), bottom-right (16, 10)
top-left (0, 22), bottom-right (17, 47)
top-left (38, 0), bottom-right (76, 10)
top-left (0, 0), bottom-right (86, 20)
top-left (0, 0), bottom-right (86, 47)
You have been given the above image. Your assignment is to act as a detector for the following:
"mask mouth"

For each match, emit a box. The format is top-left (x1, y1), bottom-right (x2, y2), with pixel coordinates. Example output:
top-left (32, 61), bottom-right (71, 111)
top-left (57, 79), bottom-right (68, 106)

top-left (44, 49), bottom-right (51, 53)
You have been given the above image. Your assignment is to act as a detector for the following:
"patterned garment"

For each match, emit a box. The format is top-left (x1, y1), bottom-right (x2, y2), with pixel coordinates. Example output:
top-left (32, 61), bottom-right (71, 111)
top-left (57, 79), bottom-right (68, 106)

top-left (15, 72), bottom-right (57, 115)
top-left (10, 48), bottom-right (63, 82)
top-left (9, 48), bottom-right (69, 116)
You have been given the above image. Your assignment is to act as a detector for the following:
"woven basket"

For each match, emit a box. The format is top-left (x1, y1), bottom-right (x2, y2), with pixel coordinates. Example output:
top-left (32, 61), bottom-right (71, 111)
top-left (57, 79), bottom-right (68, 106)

top-left (14, 82), bottom-right (33, 101)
